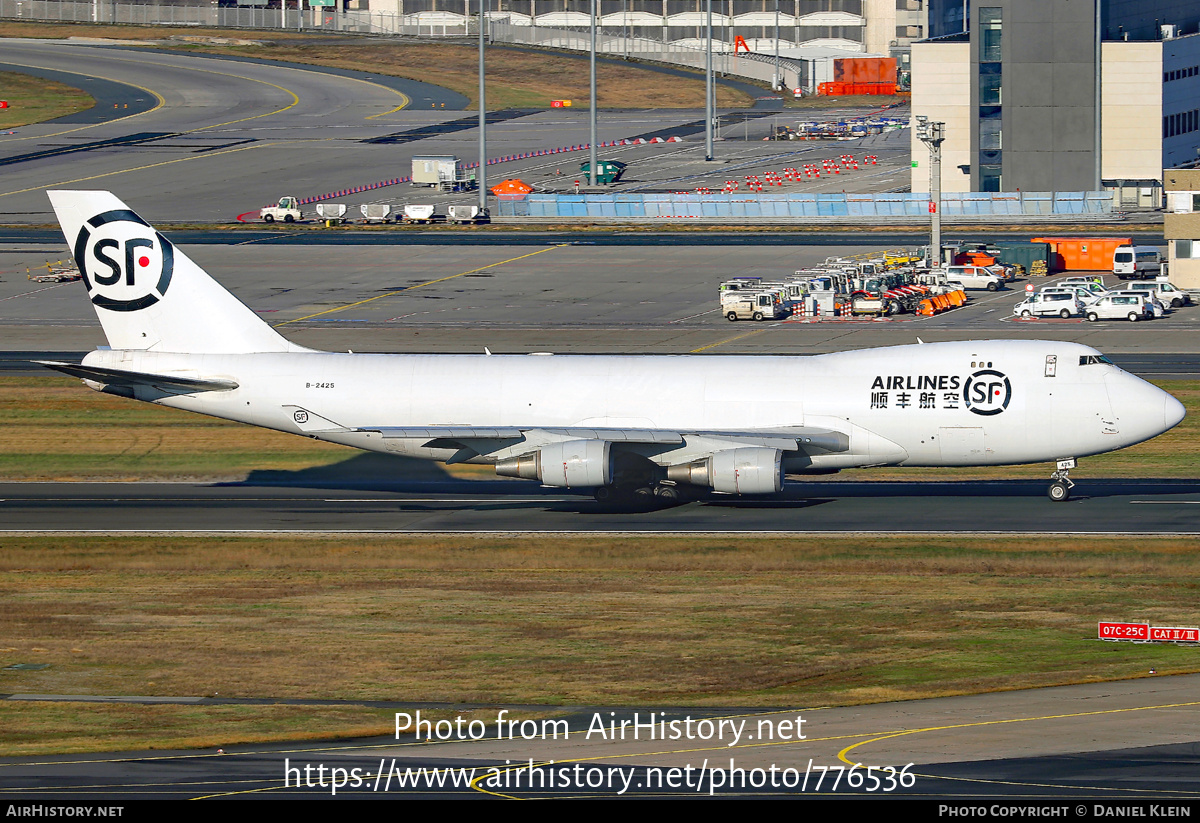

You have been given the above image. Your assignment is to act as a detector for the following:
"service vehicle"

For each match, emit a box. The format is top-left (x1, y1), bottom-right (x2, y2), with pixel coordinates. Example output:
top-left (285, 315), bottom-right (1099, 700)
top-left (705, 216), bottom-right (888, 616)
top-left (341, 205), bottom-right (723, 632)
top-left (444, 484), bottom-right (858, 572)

top-left (943, 265), bottom-right (1006, 291)
top-left (1013, 292), bottom-right (1085, 318)
top-left (1040, 286), bottom-right (1104, 304)
top-left (1127, 280), bottom-right (1192, 308)
top-left (1107, 289), bottom-right (1166, 318)
top-left (1084, 294), bottom-right (1153, 322)
top-left (260, 196), bottom-right (301, 223)
top-left (724, 290), bottom-right (788, 321)
top-left (1113, 245), bottom-right (1162, 279)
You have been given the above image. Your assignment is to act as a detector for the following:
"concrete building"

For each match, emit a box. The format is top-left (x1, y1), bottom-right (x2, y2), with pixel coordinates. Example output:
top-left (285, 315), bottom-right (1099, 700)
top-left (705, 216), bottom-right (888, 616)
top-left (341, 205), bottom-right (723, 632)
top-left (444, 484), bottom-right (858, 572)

top-left (910, 1), bottom-right (1200, 197)
top-left (363, 0), bottom-right (929, 63)
top-left (1165, 169), bottom-right (1200, 289)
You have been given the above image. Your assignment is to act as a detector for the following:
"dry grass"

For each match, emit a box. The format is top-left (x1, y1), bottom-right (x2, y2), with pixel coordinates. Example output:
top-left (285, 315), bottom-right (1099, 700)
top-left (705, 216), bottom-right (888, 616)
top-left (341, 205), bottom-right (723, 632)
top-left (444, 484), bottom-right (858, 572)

top-left (0, 21), bottom-right (753, 110)
top-left (0, 70), bottom-right (94, 128)
top-left (2, 534), bottom-right (1198, 739)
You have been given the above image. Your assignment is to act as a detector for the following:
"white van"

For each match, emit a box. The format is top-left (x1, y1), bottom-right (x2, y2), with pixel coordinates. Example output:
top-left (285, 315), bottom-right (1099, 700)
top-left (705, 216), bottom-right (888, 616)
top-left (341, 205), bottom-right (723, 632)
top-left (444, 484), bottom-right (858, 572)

top-left (1127, 280), bottom-right (1192, 308)
top-left (1113, 245), bottom-right (1162, 280)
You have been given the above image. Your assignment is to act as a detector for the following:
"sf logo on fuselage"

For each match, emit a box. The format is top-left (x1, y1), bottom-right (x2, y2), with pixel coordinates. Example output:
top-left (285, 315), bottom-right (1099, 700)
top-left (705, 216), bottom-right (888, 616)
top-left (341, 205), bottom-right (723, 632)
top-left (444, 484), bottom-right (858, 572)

top-left (964, 369), bottom-right (1012, 416)
top-left (72, 209), bottom-right (174, 313)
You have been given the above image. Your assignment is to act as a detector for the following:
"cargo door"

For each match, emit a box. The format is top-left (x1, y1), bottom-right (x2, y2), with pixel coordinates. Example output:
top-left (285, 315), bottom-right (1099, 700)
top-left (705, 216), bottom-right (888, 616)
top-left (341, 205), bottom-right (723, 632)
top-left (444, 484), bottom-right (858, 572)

top-left (938, 427), bottom-right (986, 464)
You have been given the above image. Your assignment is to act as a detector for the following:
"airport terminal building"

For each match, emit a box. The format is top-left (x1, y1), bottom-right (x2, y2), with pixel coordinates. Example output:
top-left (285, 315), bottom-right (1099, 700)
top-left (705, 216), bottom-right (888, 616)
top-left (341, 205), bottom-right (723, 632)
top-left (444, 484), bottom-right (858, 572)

top-left (910, 0), bottom-right (1200, 204)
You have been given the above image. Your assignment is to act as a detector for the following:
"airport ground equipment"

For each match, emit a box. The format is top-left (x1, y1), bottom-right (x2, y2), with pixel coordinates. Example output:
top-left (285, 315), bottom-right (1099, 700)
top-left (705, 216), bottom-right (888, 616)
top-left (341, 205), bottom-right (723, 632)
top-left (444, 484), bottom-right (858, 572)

top-left (578, 160), bottom-right (626, 185)
top-left (722, 288), bottom-right (788, 321)
top-left (401, 205), bottom-right (437, 224)
top-left (316, 204), bottom-right (346, 226)
top-left (27, 261), bottom-right (81, 283)
top-left (412, 155), bottom-right (476, 193)
top-left (259, 196), bottom-right (301, 223)
top-left (447, 205), bottom-right (488, 224)
top-left (360, 204), bottom-right (392, 223)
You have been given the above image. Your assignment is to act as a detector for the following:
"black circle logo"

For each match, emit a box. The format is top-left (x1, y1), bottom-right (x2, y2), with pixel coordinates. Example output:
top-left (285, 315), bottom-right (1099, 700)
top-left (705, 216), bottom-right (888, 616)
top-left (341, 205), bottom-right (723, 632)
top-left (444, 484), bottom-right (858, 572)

top-left (963, 369), bottom-right (1012, 416)
top-left (72, 209), bottom-right (174, 313)
top-left (293, 410), bottom-right (309, 425)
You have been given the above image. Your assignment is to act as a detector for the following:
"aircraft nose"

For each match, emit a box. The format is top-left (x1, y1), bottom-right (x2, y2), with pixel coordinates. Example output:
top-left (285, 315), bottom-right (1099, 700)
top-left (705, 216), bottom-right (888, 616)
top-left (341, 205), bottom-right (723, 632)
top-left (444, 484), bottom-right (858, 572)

top-left (1165, 391), bottom-right (1186, 431)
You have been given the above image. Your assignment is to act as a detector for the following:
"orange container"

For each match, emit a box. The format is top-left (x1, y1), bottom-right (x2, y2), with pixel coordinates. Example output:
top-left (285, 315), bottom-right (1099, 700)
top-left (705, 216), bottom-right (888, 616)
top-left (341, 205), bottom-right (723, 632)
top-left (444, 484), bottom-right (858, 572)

top-left (1031, 237), bottom-right (1133, 272)
top-left (833, 57), bottom-right (897, 84)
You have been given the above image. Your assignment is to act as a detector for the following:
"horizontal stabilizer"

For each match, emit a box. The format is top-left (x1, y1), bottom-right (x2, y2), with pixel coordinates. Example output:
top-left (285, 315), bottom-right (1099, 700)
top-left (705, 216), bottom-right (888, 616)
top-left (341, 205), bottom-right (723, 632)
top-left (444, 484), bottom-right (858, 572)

top-left (36, 360), bottom-right (238, 393)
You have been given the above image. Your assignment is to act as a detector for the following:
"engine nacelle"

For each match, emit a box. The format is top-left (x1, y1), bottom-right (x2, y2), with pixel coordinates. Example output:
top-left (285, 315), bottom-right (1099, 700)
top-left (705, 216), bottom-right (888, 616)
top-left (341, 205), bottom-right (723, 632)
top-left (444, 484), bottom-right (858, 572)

top-left (666, 447), bottom-right (783, 495)
top-left (495, 439), bottom-right (613, 488)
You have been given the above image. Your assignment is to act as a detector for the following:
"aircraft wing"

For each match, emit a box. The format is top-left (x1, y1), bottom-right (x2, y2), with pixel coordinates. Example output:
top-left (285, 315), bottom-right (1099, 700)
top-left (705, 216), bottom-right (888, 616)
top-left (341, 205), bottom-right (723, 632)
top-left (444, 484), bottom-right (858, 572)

top-left (358, 425), bottom-right (849, 454)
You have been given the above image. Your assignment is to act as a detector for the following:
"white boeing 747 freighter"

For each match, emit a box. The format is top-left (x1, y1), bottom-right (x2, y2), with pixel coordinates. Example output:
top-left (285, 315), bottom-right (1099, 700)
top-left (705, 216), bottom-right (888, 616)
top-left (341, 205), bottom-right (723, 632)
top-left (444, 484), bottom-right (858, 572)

top-left (40, 191), bottom-right (1185, 504)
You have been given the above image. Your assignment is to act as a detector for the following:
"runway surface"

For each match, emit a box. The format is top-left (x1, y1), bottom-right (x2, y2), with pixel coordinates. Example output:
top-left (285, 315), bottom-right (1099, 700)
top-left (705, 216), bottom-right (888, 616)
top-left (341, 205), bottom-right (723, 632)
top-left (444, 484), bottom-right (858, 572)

top-left (4, 478), bottom-right (1200, 534)
top-left (4, 675), bottom-right (1200, 799)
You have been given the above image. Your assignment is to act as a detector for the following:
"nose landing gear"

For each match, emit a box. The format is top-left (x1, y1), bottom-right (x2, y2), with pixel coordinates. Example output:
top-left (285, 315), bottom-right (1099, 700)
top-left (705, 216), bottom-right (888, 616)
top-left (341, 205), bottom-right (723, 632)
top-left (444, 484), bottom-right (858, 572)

top-left (1048, 458), bottom-right (1077, 502)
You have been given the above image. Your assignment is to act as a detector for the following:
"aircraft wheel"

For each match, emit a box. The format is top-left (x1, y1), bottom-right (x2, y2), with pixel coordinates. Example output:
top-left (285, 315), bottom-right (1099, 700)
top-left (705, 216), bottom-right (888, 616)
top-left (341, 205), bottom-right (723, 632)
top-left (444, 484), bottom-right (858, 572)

top-left (1128, 312), bottom-right (1139, 322)
top-left (1048, 480), bottom-right (1070, 502)
top-left (1087, 312), bottom-right (1099, 322)
top-left (262, 214), bottom-right (274, 223)
top-left (654, 485), bottom-right (681, 504)
top-left (593, 486), bottom-right (615, 503)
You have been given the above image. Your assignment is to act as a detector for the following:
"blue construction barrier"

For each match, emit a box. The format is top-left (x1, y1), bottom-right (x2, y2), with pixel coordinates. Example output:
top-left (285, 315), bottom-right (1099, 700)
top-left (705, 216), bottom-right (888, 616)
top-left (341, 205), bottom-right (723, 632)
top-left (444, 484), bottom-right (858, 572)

top-left (496, 191), bottom-right (1114, 219)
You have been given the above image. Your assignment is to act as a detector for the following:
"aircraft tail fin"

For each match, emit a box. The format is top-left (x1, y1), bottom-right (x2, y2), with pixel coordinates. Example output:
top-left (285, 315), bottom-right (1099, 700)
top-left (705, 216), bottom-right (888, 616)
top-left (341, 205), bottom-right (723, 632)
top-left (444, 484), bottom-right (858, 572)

top-left (48, 191), bottom-right (295, 354)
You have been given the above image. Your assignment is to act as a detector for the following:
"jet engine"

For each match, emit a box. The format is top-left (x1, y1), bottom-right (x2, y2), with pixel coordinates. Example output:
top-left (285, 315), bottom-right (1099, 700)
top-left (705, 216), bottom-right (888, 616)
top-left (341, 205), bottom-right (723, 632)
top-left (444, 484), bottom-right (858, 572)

top-left (495, 439), bottom-right (613, 488)
top-left (666, 447), bottom-right (783, 495)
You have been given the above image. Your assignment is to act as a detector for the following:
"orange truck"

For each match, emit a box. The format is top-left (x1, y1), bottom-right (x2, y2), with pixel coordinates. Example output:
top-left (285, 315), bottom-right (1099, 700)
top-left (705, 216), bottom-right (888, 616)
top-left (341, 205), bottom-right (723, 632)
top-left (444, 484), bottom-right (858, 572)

top-left (1031, 237), bottom-right (1132, 272)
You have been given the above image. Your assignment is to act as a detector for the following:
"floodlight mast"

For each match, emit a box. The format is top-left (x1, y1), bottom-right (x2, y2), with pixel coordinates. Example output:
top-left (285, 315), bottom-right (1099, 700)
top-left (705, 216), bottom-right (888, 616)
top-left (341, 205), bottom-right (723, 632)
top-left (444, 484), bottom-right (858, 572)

top-left (915, 116), bottom-right (945, 266)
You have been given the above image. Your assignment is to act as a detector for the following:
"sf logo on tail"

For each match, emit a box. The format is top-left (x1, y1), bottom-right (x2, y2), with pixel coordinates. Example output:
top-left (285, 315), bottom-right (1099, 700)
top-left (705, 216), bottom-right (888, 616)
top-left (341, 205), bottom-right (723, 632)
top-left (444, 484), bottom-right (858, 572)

top-left (72, 209), bottom-right (174, 312)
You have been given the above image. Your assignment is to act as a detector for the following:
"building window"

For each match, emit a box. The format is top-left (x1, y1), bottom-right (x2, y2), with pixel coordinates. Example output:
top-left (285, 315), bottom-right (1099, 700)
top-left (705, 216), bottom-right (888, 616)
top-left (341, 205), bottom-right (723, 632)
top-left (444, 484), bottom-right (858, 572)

top-left (980, 165), bottom-right (1002, 192)
top-left (1176, 239), bottom-right (1200, 259)
top-left (979, 62), bottom-right (1001, 105)
top-left (980, 7), bottom-right (1002, 61)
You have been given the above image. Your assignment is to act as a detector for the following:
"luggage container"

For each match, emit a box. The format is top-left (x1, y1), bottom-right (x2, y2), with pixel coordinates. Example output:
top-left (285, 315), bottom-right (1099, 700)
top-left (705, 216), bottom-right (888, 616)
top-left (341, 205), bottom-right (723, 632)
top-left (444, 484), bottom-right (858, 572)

top-left (402, 204), bottom-right (437, 224)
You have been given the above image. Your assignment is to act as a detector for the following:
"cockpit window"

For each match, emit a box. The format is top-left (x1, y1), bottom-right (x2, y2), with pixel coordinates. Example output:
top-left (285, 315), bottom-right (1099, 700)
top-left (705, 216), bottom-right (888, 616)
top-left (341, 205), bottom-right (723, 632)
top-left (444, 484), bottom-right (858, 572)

top-left (1079, 355), bottom-right (1114, 366)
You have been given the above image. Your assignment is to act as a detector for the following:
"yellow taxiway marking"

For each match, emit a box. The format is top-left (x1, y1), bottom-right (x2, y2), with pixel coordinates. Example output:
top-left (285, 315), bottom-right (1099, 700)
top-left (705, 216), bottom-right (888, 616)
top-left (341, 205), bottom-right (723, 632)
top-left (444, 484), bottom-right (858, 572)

top-left (689, 328), bottom-right (769, 353)
top-left (835, 697), bottom-right (1200, 796)
top-left (275, 245), bottom-right (569, 327)
top-left (0, 63), bottom-right (165, 142)
top-left (0, 141), bottom-right (287, 199)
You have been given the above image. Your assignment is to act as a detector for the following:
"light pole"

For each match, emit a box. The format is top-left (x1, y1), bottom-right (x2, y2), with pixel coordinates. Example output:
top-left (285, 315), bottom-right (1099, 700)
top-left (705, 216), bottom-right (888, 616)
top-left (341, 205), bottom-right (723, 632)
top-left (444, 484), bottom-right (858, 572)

top-left (589, 0), bottom-right (597, 187)
top-left (915, 116), bottom-right (945, 266)
top-left (774, 0), bottom-right (780, 91)
top-left (705, 0), bottom-right (713, 161)
top-left (477, 0), bottom-right (488, 215)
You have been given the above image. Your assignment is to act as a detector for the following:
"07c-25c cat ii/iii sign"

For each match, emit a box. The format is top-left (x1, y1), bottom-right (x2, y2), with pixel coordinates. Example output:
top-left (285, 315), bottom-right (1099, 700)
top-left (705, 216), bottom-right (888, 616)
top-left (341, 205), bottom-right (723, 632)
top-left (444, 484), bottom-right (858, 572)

top-left (40, 191), bottom-right (1184, 505)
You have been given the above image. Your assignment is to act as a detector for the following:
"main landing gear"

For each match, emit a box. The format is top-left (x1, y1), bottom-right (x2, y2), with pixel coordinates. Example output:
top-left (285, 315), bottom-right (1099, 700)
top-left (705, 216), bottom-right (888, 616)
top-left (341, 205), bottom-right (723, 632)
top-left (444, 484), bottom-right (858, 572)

top-left (1048, 458), bottom-right (1077, 502)
top-left (593, 482), bottom-right (690, 508)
